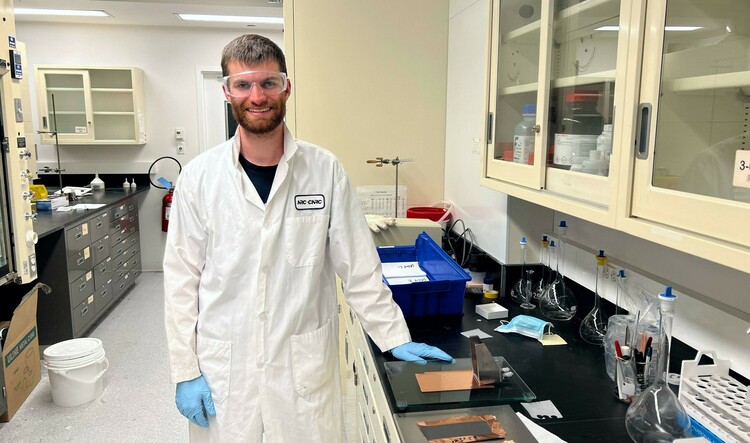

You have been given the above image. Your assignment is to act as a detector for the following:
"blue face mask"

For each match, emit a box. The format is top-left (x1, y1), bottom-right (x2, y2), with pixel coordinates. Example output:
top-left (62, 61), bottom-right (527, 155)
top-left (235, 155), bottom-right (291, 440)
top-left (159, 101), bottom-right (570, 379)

top-left (495, 315), bottom-right (553, 341)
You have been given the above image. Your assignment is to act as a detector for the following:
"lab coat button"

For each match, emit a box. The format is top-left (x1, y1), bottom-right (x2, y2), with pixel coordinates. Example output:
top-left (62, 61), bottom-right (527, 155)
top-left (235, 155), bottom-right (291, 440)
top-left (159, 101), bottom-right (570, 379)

top-left (257, 361), bottom-right (265, 369)
top-left (262, 266), bottom-right (269, 274)
top-left (263, 222), bottom-right (271, 229)
top-left (259, 312), bottom-right (267, 321)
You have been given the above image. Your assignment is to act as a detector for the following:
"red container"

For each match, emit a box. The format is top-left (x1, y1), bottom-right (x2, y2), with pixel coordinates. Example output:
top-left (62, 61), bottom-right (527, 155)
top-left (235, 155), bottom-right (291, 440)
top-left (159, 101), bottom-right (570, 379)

top-left (406, 207), bottom-right (451, 222)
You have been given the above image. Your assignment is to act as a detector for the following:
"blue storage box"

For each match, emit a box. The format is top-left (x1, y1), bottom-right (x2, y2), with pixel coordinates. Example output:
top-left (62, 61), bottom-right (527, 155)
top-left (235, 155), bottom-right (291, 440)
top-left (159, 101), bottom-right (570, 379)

top-left (377, 232), bottom-right (470, 317)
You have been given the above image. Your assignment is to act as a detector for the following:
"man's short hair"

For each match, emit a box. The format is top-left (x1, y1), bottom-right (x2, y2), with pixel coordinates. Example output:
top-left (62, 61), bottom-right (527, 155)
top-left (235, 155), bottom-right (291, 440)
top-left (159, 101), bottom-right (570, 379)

top-left (221, 34), bottom-right (287, 76)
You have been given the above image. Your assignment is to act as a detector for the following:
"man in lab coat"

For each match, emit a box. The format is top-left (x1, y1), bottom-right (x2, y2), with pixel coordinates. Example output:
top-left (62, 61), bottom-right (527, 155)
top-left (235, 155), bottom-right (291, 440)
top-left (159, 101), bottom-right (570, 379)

top-left (163, 34), bottom-right (452, 442)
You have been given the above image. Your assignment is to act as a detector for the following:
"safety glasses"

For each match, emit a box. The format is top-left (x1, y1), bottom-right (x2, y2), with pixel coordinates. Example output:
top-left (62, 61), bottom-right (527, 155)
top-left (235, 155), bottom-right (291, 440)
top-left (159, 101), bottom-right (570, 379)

top-left (222, 71), bottom-right (288, 97)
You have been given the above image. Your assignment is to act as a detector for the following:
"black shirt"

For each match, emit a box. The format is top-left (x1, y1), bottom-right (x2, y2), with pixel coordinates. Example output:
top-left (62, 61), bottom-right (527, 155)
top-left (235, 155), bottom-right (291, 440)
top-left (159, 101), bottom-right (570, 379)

top-left (239, 154), bottom-right (277, 204)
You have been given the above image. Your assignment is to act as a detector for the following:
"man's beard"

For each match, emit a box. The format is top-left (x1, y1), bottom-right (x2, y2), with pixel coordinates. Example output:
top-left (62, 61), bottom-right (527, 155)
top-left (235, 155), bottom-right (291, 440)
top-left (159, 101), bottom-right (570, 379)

top-left (233, 100), bottom-right (286, 135)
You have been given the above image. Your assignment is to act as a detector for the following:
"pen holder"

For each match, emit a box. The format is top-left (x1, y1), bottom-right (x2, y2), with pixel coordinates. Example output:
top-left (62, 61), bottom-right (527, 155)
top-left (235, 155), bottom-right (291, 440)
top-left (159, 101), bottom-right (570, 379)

top-left (615, 356), bottom-right (641, 404)
top-left (604, 315), bottom-right (659, 381)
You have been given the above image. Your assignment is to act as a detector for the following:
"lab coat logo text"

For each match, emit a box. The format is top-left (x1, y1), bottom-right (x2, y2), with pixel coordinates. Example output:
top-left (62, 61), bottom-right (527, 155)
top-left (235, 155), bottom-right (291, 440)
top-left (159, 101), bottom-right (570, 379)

top-left (295, 194), bottom-right (326, 210)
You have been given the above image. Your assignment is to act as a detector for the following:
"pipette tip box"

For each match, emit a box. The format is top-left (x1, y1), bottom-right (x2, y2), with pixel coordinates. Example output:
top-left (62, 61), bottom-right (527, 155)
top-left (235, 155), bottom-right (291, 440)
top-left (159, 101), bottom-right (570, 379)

top-left (476, 303), bottom-right (508, 320)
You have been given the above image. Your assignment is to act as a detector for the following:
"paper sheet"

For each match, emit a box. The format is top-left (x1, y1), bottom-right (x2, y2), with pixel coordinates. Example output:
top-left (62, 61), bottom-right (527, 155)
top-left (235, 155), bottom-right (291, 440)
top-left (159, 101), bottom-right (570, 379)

top-left (382, 261), bottom-right (427, 279)
top-left (461, 329), bottom-right (493, 340)
top-left (539, 334), bottom-right (567, 346)
top-left (57, 204), bottom-right (106, 212)
top-left (386, 276), bottom-right (430, 285)
top-left (521, 400), bottom-right (563, 420)
top-left (516, 412), bottom-right (567, 442)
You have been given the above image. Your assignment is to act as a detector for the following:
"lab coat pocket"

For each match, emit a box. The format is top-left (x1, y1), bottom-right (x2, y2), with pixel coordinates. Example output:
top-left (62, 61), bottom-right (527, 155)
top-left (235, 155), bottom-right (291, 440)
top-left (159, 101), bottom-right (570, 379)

top-left (196, 335), bottom-right (232, 404)
top-left (284, 215), bottom-right (330, 267)
top-left (290, 318), bottom-right (336, 397)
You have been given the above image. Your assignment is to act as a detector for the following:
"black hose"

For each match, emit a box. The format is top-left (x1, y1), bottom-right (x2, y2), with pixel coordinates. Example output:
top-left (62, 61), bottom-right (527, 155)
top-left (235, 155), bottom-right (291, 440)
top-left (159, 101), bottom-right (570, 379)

top-left (148, 156), bottom-right (183, 189)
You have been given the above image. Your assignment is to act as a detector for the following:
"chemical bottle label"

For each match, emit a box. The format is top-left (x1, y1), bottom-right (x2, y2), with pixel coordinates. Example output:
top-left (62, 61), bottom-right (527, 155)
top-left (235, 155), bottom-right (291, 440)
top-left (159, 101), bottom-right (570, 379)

top-left (553, 134), bottom-right (598, 166)
top-left (513, 135), bottom-right (534, 164)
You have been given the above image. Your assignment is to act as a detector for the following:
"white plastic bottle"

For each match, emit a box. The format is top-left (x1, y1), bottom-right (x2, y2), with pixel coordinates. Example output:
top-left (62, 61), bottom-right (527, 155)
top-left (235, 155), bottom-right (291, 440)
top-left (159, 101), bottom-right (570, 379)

top-left (513, 104), bottom-right (536, 164)
top-left (597, 124), bottom-right (613, 155)
top-left (596, 124), bottom-right (613, 176)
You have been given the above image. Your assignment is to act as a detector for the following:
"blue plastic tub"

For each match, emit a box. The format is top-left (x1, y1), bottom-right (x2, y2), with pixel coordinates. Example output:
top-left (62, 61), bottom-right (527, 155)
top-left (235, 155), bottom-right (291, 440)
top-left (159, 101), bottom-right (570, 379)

top-left (377, 232), bottom-right (470, 317)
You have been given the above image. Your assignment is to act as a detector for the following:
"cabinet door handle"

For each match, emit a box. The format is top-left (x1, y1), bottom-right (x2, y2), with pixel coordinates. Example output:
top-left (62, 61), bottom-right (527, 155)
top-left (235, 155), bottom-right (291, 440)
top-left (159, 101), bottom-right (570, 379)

top-left (81, 306), bottom-right (89, 316)
top-left (96, 221), bottom-right (103, 229)
top-left (101, 289), bottom-right (108, 297)
top-left (635, 103), bottom-right (651, 160)
top-left (75, 232), bottom-right (82, 240)
top-left (98, 244), bottom-right (105, 252)
top-left (487, 112), bottom-right (494, 144)
top-left (77, 257), bottom-right (85, 266)
top-left (79, 282), bottom-right (87, 291)
top-left (42, 116), bottom-right (48, 129)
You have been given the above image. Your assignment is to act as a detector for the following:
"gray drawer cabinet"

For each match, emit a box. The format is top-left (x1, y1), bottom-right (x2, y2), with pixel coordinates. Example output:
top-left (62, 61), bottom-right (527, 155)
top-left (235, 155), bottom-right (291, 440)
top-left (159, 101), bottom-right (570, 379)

top-left (35, 194), bottom-right (143, 345)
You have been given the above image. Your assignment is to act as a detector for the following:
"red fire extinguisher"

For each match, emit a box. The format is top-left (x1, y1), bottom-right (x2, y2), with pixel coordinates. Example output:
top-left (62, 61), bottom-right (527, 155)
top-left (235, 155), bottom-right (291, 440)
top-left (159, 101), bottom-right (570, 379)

top-left (149, 156), bottom-right (182, 233)
top-left (162, 187), bottom-right (174, 232)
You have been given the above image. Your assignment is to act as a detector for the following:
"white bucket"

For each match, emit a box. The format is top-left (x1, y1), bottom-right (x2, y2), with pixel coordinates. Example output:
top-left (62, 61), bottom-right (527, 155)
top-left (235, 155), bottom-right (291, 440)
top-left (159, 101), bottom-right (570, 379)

top-left (43, 338), bottom-right (109, 407)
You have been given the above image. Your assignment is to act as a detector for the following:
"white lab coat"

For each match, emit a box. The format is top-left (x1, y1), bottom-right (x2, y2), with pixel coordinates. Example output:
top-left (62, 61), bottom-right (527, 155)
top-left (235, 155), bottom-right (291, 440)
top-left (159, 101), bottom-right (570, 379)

top-left (163, 126), bottom-right (411, 442)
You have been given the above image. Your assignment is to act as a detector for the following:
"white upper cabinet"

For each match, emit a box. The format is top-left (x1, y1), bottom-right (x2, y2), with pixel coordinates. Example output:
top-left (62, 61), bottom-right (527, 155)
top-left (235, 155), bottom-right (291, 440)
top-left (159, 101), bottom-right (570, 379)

top-left (623, 0), bottom-right (750, 271)
top-left (35, 66), bottom-right (146, 145)
top-left (482, 0), bottom-right (750, 272)
top-left (482, 0), bottom-right (634, 226)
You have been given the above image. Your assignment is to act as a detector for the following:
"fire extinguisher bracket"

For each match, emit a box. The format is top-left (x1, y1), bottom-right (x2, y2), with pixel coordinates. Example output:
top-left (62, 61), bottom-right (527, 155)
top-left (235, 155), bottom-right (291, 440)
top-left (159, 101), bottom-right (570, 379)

top-left (148, 156), bottom-right (182, 233)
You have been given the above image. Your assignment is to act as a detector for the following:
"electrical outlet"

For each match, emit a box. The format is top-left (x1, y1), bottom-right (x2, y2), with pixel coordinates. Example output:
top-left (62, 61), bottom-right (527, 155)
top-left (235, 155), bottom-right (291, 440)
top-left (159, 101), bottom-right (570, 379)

top-left (177, 143), bottom-right (185, 155)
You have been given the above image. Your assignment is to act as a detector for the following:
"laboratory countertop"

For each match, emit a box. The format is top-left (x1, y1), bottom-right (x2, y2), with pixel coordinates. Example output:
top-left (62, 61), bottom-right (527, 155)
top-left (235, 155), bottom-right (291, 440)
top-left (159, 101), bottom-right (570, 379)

top-left (373, 293), bottom-right (642, 442)
top-left (33, 187), bottom-right (148, 238)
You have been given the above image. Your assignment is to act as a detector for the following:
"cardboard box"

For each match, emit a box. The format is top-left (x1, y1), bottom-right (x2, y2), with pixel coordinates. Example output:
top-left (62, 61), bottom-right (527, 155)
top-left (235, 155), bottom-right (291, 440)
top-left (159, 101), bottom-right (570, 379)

top-left (0, 284), bottom-right (42, 422)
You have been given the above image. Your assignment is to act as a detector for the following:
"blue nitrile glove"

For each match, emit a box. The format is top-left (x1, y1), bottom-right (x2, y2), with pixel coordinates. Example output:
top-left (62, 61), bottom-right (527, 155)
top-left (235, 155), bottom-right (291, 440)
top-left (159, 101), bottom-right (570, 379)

top-left (389, 342), bottom-right (454, 365)
top-left (175, 374), bottom-right (216, 428)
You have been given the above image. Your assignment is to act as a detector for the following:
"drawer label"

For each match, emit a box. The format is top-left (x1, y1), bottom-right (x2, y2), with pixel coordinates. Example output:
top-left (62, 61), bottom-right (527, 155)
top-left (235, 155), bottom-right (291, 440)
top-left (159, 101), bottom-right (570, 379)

top-left (81, 223), bottom-right (89, 236)
top-left (84, 246), bottom-right (90, 260)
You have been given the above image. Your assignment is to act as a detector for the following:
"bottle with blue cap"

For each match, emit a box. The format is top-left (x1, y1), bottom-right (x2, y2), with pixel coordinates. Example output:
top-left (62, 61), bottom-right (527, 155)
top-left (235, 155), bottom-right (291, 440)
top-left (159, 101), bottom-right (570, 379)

top-left (513, 104), bottom-right (537, 164)
top-left (579, 250), bottom-right (609, 345)
top-left (539, 221), bottom-right (577, 321)
top-left (625, 286), bottom-right (691, 441)
top-left (511, 236), bottom-right (535, 309)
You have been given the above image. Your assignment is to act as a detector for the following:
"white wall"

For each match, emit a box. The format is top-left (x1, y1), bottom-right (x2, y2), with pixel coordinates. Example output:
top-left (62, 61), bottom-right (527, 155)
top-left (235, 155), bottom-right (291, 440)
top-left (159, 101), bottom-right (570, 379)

top-left (445, 0), bottom-right (750, 378)
top-left (17, 22), bottom-right (283, 271)
top-left (445, 0), bottom-right (510, 263)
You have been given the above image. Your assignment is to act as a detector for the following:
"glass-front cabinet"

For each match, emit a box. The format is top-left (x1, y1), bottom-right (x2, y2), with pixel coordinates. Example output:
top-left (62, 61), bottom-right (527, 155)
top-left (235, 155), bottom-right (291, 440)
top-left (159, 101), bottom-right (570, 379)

top-left (627, 0), bottom-right (750, 264)
top-left (35, 66), bottom-right (147, 145)
top-left (36, 69), bottom-right (94, 143)
top-left (483, 0), bottom-right (632, 225)
top-left (482, 0), bottom-right (750, 272)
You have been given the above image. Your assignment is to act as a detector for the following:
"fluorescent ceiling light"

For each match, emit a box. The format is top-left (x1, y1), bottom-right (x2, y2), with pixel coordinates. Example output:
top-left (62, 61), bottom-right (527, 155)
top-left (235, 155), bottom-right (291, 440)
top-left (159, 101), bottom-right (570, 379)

top-left (14, 8), bottom-right (111, 17)
top-left (175, 14), bottom-right (283, 25)
top-left (595, 25), bottom-right (703, 32)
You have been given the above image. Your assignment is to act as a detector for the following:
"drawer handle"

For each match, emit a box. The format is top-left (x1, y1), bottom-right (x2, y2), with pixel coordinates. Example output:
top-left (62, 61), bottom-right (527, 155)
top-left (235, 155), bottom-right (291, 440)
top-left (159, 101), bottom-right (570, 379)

top-left (79, 282), bottom-right (86, 291)
top-left (98, 244), bottom-right (105, 252)
top-left (101, 289), bottom-right (108, 297)
top-left (75, 232), bottom-right (82, 240)
top-left (119, 282), bottom-right (126, 289)
top-left (81, 306), bottom-right (89, 316)
top-left (128, 204), bottom-right (134, 211)
top-left (129, 215), bottom-right (135, 222)
top-left (77, 257), bottom-right (85, 266)
top-left (99, 267), bottom-right (107, 275)
top-left (96, 221), bottom-right (103, 229)
top-left (114, 223), bottom-right (121, 231)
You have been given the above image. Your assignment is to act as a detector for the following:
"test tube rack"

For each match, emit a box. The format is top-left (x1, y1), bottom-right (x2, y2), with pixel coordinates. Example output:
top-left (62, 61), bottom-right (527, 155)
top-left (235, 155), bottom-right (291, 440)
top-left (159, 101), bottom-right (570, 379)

top-left (678, 351), bottom-right (750, 442)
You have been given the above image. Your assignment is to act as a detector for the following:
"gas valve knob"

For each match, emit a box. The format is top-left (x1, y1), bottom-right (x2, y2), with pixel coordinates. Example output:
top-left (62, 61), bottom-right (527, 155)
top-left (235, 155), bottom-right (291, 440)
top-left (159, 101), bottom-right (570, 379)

top-left (19, 150), bottom-right (32, 160)
top-left (22, 191), bottom-right (34, 200)
top-left (25, 212), bottom-right (37, 221)
top-left (20, 169), bottom-right (31, 178)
